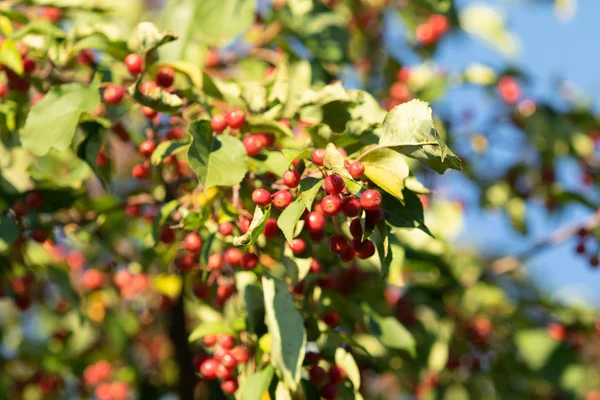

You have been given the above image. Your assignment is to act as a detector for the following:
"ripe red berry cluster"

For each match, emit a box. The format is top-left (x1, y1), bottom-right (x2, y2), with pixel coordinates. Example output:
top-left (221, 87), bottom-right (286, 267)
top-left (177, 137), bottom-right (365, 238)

top-left (305, 353), bottom-right (348, 400)
top-left (574, 228), bottom-right (599, 269)
top-left (197, 334), bottom-right (251, 395)
top-left (415, 14), bottom-right (450, 46)
top-left (210, 108), bottom-right (246, 133)
top-left (384, 67), bottom-right (413, 110)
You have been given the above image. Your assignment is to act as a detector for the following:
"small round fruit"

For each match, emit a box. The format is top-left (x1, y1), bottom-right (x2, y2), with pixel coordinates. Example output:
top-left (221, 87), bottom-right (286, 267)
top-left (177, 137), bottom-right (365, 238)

top-left (103, 85), bottom-right (124, 105)
top-left (0, 83), bottom-right (7, 98)
top-left (208, 253), bottom-right (224, 270)
top-left (156, 66), bottom-right (175, 88)
top-left (199, 359), bottom-right (219, 379)
top-left (272, 190), bottom-right (293, 210)
top-left (132, 163), bottom-right (150, 179)
top-left (203, 334), bottom-right (217, 346)
top-left (211, 113), bottom-right (228, 133)
top-left (243, 135), bottom-right (263, 156)
top-left (342, 196), bottom-right (361, 217)
top-left (339, 245), bottom-right (355, 262)
top-left (159, 226), bottom-right (175, 244)
top-left (355, 239), bottom-right (375, 259)
top-left (310, 259), bottom-right (322, 273)
top-left (140, 81), bottom-right (157, 94)
top-left (231, 346), bottom-right (250, 363)
top-left (324, 174), bottom-right (345, 194)
top-left (309, 366), bottom-right (327, 385)
top-left (320, 195), bottom-right (342, 216)
top-left (220, 379), bottom-right (239, 395)
top-left (141, 106), bottom-right (157, 119)
top-left (349, 218), bottom-right (362, 238)
top-left (305, 212), bottom-right (326, 233)
top-left (348, 161), bottom-right (365, 180)
top-left (328, 365), bottom-right (347, 384)
top-left (124, 53), bottom-right (143, 75)
top-left (416, 23), bottom-right (436, 45)
top-left (77, 49), bottom-right (95, 65)
top-left (217, 284), bottom-right (235, 302)
top-left (220, 352), bottom-right (238, 369)
top-left (365, 208), bottom-right (384, 228)
top-left (184, 232), bottom-right (203, 252)
top-left (288, 238), bottom-right (307, 255)
top-left (219, 222), bottom-right (233, 236)
top-left (218, 334), bottom-right (236, 349)
top-left (322, 311), bottom-right (340, 328)
top-left (12, 201), bottom-right (27, 218)
top-left (239, 217), bottom-right (251, 234)
top-left (139, 140), bottom-right (156, 158)
top-left (216, 363), bottom-right (233, 380)
top-left (263, 218), bottom-right (280, 238)
top-left (241, 253), bottom-right (259, 270)
top-left (224, 248), bottom-right (243, 267)
top-left (360, 190), bottom-right (382, 211)
top-left (328, 234), bottom-right (348, 254)
top-left (26, 192), bottom-right (44, 210)
top-left (311, 148), bottom-right (325, 166)
top-left (193, 283), bottom-right (209, 299)
top-left (226, 108), bottom-right (246, 129)
top-left (256, 133), bottom-right (275, 147)
top-left (252, 189), bottom-right (271, 207)
top-left (282, 169), bottom-right (301, 188)
top-left (429, 14), bottom-right (450, 37)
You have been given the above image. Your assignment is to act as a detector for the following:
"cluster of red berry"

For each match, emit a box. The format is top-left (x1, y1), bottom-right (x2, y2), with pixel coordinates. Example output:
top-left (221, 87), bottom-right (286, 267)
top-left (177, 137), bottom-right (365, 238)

top-left (575, 227), bottom-right (599, 268)
top-left (306, 353), bottom-right (348, 400)
top-left (415, 14), bottom-right (450, 46)
top-left (83, 360), bottom-right (130, 400)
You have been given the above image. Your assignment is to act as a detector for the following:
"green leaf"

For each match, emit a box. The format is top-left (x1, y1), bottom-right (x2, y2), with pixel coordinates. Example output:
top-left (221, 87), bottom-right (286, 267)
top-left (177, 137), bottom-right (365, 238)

top-left (364, 305), bottom-right (416, 356)
top-left (0, 39), bottom-right (23, 75)
top-left (47, 266), bottom-right (79, 305)
top-left (281, 256), bottom-right (312, 286)
top-left (242, 82), bottom-right (267, 113)
top-left (269, 58), bottom-right (289, 105)
top-left (129, 22), bottom-right (177, 60)
top-left (189, 321), bottom-right (235, 342)
top-left (282, 148), bottom-right (312, 165)
top-left (158, 0), bottom-right (203, 62)
top-left (77, 122), bottom-right (111, 189)
top-left (10, 20), bottom-right (65, 40)
top-left (151, 140), bottom-right (189, 166)
top-left (361, 148), bottom-right (409, 202)
top-left (335, 347), bottom-right (361, 390)
top-left (372, 223), bottom-right (392, 277)
top-left (193, 0), bottom-right (257, 47)
top-left (288, 0), bottom-right (313, 16)
top-left (515, 329), bottom-right (559, 371)
top-left (0, 216), bottom-right (19, 253)
top-left (298, 177), bottom-right (323, 210)
top-left (282, 59), bottom-right (311, 118)
top-left (382, 190), bottom-right (431, 236)
top-left (129, 83), bottom-right (183, 114)
top-left (234, 205), bottom-right (271, 248)
top-left (200, 232), bottom-right (216, 265)
top-left (29, 149), bottom-right (91, 188)
top-left (21, 76), bottom-right (101, 156)
top-left (379, 99), bottom-right (462, 173)
top-left (245, 116), bottom-right (294, 138)
top-left (252, 151), bottom-right (289, 177)
top-left (241, 366), bottom-right (275, 400)
top-left (187, 120), bottom-right (248, 189)
top-left (201, 73), bottom-right (244, 105)
top-left (277, 198), bottom-right (306, 244)
top-left (71, 33), bottom-right (129, 60)
top-left (262, 276), bottom-right (306, 392)
top-left (428, 341), bottom-right (449, 373)
top-left (152, 200), bottom-right (179, 245)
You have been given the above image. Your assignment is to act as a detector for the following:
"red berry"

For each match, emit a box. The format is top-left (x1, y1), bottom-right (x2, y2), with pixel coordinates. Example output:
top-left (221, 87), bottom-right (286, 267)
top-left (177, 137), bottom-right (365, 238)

top-left (309, 230), bottom-right (326, 242)
top-left (159, 226), bottom-right (175, 244)
top-left (283, 169), bottom-right (301, 188)
top-left (140, 81), bottom-right (157, 94)
top-left (498, 76), bottom-right (521, 105)
top-left (231, 346), bottom-right (251, 363)
top-left (324, 174), bottom-right (345, 194)
top-left (349, 218), bottom-right (363, 238)
top-left (208, 253), bottom-right (224, 270)
top-left (156, 66), bottom-right (175, 88)
top-left (96, 149), bottom-right (109, 167)
top-left (211, 113), bottom-right (228, 133)
top-left (241, 253), bottom-right (259, 270)
top-left (311, 148), bottom-right (325, 166)
top-left (328, 365), bottom-right (346, 384)
top-left (184, 232), bottom-right (203, 252)
top-left (203, 334), bottom-right (217, 346)
top-left (124, 53), bottom-right (143, 75)
top-left (310, 259), bottom-right (322, 273)
top-left (193, 283), bottom-right (209, 299)
top-left (141, 106), bottom-right (158, 119)
top-left (139, 140), bottom-right (156, 158)
top-left (0, 83), bottom-right (7, 98)
top-left (26, 192), bottom-right (44, 210)
top-left (365, 208), bottom-right (384, 227)
top-left (243, 135), bottom-right (263, 156)
top-left (339, 245), bottom-right (356, 262)
top-left (219, 222), bottom-right (233, 236)
top-left (309, 366), bottom-right (328, 385)
top-left (239, 217), bottom-right (251, 234)
top-left (342, 196), bottom-right (361, 217)
top-left (77, 49), bottom-right (95, 65)
top-left (132, 163), bottom-right (150, 179)
top-left (272, 190), bottom-right (293, 210)
top-left (256, 133), bottom-right (275, 147)
top-left (264, 218), bottom-right (280, 238)
top-left (31, 228), bottom-right (48, 243)
top-left (590, 256), bottom-right (599, 268)
top-left (322, 311), bottom-right (340, 328)
top-left (360, 190), bottom-right (382, 211)
top-left (429, 14), bottom-right (450, 37)
top-left (348, 161), bottom-right (365, 180)
top-left (355, 239), bottom-right (375, 259)
top-left (305, 352), bottom-right (321, 365)
top-left (82, 269), bottom-right (104, 291)
top-left (199, 359), bottom-right (219, 379)
top-left (220, 379), bottom-right (239, 395)
top-left (12, 201), bottom-right (27, 218)
top-left (176, 253), bottom-right (197, 272)
top-left (328, 234), bottom-right (348, 254)
top-left (321, 195), bottom-right (342, 216)
top-left (218, 334), bottom-right (236, 349)
top-left (252, 189), bottom-right (271, 207)
top-left (576, 243), bottom-right (586, 254)
top-left (217, 284), bottom-right (235, 302)
top-left (22, 57), bottom-right (36, 74)
top-left (224, 248), bottom-right (243, 267)
top-left (216, 363), bottom-right (234, 380)
top-left (103, 85), bottom-right (124, 104)
top-left (416, 23), bottom-right (436, 45)
top-left (288, 238), bottom-right (307, 255)
top-left (305, 212), bottom-right (326, 233)
top-left (221, 351), bottom-right (238, 369)
top-left (226, 108), bottom-right (246, 129)
top-left (205, 49), bottom-right (220, 67)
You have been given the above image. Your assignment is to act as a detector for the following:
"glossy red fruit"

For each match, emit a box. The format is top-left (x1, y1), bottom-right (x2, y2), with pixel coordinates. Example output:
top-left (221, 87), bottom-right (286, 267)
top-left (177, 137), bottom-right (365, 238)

top-left (184, 232), bottom-right (203, 252)
top-left (139, 140), bottom-right (156, 158)
top-left (221, 379), bottom-right (239, 395)
top-left (342, 196), bottom-right (361, 217)
top-left (140, 81), bottom-right (157, 94)
top-left (256, 133), bottom-right (275, 147)
top-left (175, 253), bottom-right (197, 272)
top-left (203, 334), bottom-right (217, 346)
top-left (310, 259), bottom-right (322, 273)
top-left (289, 238), bottom-right (307, 255)
top-left (216, 363), bottom-right (234, 380)
top-left (77, 49), bottom-right (95, 65)
top-left (322, 311), bottom-right (340, 328)
top-left (226, 108), bottom-right (246, 129)
top-left (199, 359), bottom-right (219, 379)
top-left (221, 351), bottom-right (238, 369)
top-left (31, 228), bottom-right (48, 243)
top-left (282, 169), bottom-right (301, 188)
top-left (311, 148), bottom-right (325, 166)
top-left (328, 234), bottom-right (348, 254)
top-left (272, 190), bottom-right (293, 210)
top-left (26, 192), bottom-right (44, 210)
top-left (103, 85), bottom-right (124, 104)
top-left (82, 269), bottom-right (104, 291)
top-left (208, 253), bottom-right (224, 270)
top-left (219, 222), bottom-right (233, 236)
top-left (231, 346), bottom-right (251, 363)
top-left (0, 83), bottom-right (7, 98)
top-left (416, 23), bottom-right (436, 45)
top-left (12, 201), bottom-right (27, 218)
top-left (356, 240), bottom-right (375, 259)
top-left (264, 218), bottom-right (280, 238)
top-left (218, 334), bottom-right (236, 349)
top-left (141, 106), bottom-right (158, 119)
top-left (193, 283), bottom-right (209, 299)
top-left (243, 135), bottom-right (263, 156)
top-left (324, 174), bottom-right (345, 194)
top-left (305, 212), bottom-right (326, 233)
top-left (429, 14), bottom-right (450, 37)
top-left (498, 76), bottom-right (521, 105)
top-left (348, 161), bottom-right (365, 179)
top-left (241, 253), bottom-right (259, 270)
top-left (349, 218), bottom-right (363, 238)
top-left (159, 226), bottom-right (175, 244)
top-left (360, 190), bottom-right (382, 211)
top-left (328, 365), bottom-right (347, 384)
top-left (321, 195), bottom-right (342, 216)
top-left (217, 284), bottom-right (235, 302)
top-left (96, 149), bottom-right (109, 167)
top-left (124, 53), bottom-right (143, 75)
top-left (211, 113), bottom-right (228, 133)
top-left (309, 366), bottom-right (328, 385)
top-left (132, 163), bottom-right (150, 179)
top-left (339, 245), bottom-right (355, 262)
top-left (239, 217), bottom-right (251, 234)
top-left (22, 57), bottom-right (36, 74)
top-left (156, 66), bottom-right (175, 88)
top-left (224, 248), bottom-right (243, 267)
top-left (252, 189), bottom-right (271, 206)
